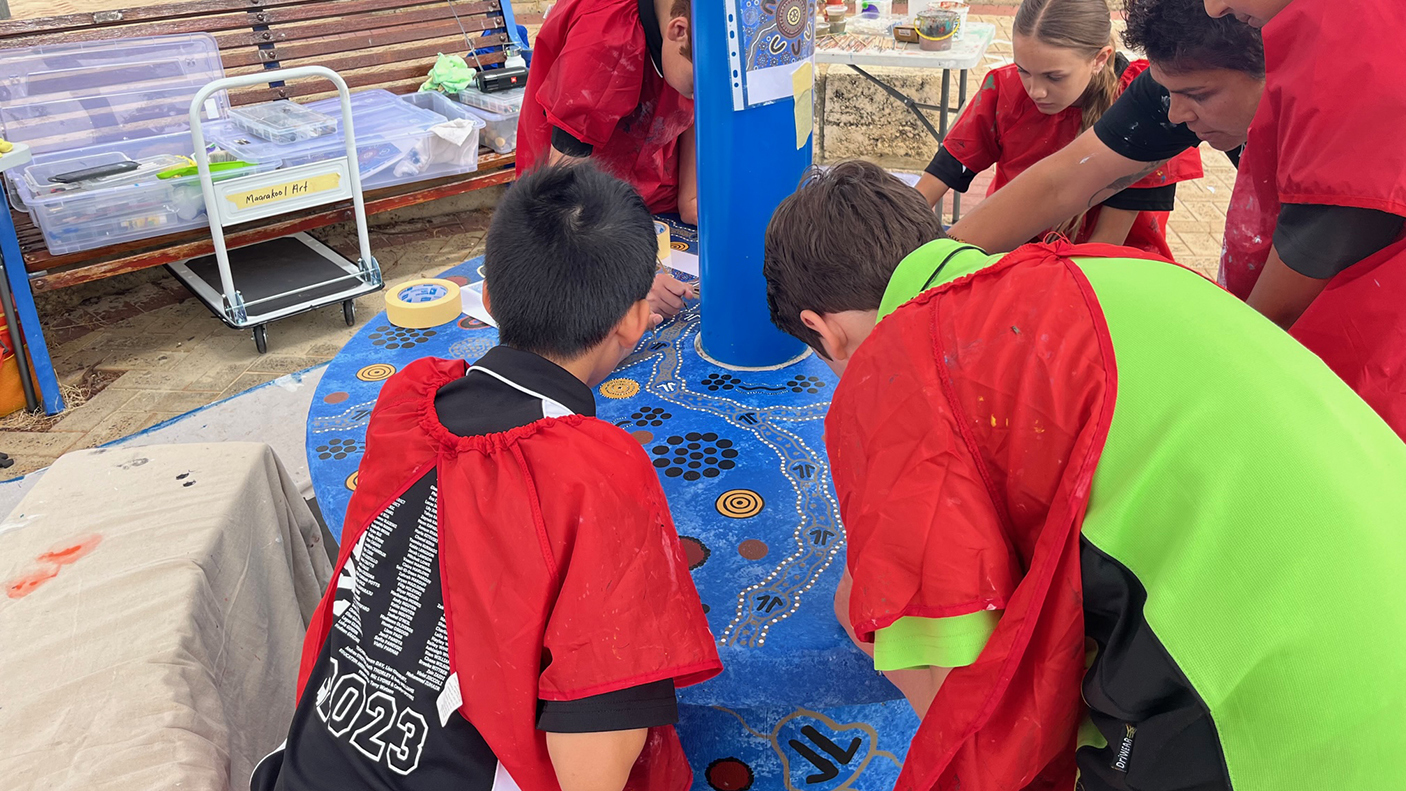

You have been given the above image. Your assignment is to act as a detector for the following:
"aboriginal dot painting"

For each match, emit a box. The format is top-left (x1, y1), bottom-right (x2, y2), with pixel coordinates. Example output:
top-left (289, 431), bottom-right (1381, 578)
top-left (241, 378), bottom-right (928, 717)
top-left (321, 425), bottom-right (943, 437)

top-left (308, 242), bottom-right (918, 790)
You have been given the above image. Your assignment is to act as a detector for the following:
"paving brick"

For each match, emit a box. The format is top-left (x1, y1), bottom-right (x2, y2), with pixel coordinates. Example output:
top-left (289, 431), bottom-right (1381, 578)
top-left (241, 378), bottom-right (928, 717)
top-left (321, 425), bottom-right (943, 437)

top-left (215, 371), bottom-right (285, 402)
top-left (0, 430), bottom-right (84, 458)
top-left (77, 410), bottom-right (162, 448)
top-left (49, 386), bottom-right (138, 434)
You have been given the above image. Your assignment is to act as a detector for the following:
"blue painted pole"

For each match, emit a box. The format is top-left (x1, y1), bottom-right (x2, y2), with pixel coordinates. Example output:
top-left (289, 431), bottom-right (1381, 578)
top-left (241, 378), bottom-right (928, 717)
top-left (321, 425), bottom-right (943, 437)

top-left (0, 181), bottom-right (64, 415)
top-left (693, 3), bottom-right (811, 368)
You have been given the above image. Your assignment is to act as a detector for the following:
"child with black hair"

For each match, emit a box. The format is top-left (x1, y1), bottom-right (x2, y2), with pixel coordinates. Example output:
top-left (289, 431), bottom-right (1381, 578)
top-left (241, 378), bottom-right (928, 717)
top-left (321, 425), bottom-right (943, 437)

top-left (254, 164), bottom-right (721, 791)
top-left (764, 160), bottom-right (1406, 791)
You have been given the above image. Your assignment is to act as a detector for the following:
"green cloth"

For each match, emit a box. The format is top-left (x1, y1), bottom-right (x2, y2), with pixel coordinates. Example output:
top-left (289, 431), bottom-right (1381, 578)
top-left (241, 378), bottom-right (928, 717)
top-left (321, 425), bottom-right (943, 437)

top-left (419, 53), bottom-right (476, 94)
top-left (877, 239), bottom-right (999, 321)
top-left (873, 610), bottom-right (1002, 670)
top-left (1077, 256), bottom-right (1406, 789)
top-left (871, 239), bottom-right (1406, 787)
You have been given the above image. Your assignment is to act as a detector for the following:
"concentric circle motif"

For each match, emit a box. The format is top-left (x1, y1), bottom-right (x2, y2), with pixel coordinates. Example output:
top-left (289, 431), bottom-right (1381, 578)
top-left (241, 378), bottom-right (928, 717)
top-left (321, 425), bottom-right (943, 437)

top-left (345, 471), bottom-right (359, 491)
top-left (599, 378), bottom-right (641, 399)
top-left (716, 489), bottom-right (764, 519)
top-left (356, 363), bottom-right (397, 382)
top-left (776, 0), bottom-right (809, 38)
top-left (670, 240), bottom-right (689, 251)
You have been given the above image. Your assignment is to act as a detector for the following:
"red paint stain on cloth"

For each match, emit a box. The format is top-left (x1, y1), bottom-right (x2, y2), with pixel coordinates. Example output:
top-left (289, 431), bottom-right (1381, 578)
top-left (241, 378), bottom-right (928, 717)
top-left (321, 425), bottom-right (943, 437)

top-left (4, 533), bottom-right (104, 599)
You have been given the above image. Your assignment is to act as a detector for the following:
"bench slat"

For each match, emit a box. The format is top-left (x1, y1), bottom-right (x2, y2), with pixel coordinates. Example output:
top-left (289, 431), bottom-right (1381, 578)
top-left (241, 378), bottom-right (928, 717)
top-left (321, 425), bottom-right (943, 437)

top-left (0, 0), bottom-right (329, 39)
top-left (233, 15), bottom-right (502, 67)
top-left (1, 1), bottom-right (500, 50)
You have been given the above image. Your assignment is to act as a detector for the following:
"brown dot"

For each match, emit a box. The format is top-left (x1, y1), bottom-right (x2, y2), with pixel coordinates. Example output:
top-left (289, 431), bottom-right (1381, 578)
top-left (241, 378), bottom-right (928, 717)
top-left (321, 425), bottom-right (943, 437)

top-left (706, 758), bottom-right (754, 791)
top-left (445, 275), bottom-right (471, 286)
top-left (632, 430), bottom-right (654, 444)
top-left (679, 536), bottom-right (710, 569)
top-left (737, 539), bottom-right (768, 560)
top-left (323, 391), bottom-right (350, 404)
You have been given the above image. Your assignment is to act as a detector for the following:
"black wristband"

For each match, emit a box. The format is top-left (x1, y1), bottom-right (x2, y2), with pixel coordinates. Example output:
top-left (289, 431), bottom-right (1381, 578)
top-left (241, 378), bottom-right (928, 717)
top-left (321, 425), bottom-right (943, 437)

top-left (551, 126), bottom-right (595, 159)
top-left (925, 147), bottom-right (976, 193)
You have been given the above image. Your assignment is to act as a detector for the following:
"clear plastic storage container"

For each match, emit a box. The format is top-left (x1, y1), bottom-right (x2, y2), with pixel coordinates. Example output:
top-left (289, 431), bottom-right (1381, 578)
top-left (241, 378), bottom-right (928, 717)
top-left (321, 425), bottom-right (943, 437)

top-left (455, 86), bottom-right (525, 115)
top-left (206, 90), bottom-right (443, 180)
top-left (360, 92), bottom-right (486, 189)
top-left (14, 133), bottom-right (275, 256)
top-left (24, 152), bottom-right (191, 196)
top-left (227, 100), bottom-right (337, 144)
top-left (0, 34), bottom-right (229, 156)
top-left (459, 104), bottom-right (519, 154)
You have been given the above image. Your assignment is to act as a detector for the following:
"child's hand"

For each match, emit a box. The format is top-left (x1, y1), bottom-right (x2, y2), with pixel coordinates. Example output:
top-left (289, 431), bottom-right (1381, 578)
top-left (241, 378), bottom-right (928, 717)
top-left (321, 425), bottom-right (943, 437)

top-left (648, 272), bottom-right (697, 326)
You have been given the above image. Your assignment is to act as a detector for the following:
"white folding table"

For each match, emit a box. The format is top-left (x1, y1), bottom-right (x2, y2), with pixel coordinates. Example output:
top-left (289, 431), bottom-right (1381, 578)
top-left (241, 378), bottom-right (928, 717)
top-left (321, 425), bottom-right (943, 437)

top-left (815, 21), bottom-right (996, 221)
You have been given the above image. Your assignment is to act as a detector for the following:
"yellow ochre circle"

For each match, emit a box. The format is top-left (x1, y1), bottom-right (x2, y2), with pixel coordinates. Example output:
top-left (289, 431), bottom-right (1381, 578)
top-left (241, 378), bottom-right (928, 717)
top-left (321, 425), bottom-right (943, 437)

top-left (716, 489), bottom-right (765, 519)
top-left (600, 378), bottom-right (641, 399)
top-left (356, 363), bottom-right (397, 382)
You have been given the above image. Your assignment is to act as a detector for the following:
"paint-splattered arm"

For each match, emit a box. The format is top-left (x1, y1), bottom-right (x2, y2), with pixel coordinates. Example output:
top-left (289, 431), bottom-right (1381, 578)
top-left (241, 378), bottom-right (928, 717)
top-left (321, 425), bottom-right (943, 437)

top-left (948, 128), bottom-right (1158, 253)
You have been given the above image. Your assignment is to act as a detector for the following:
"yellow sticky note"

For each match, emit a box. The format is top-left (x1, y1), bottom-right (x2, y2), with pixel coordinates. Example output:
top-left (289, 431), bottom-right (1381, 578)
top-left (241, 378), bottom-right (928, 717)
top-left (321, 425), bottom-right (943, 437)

top-left (793, 61), bottom-right (814, 150)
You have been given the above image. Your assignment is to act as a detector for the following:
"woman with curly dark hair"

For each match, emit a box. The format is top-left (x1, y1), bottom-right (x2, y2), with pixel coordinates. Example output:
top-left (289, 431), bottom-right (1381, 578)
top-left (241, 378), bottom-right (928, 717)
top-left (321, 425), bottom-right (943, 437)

top-left (949, 0), bottom-right (1406, 440)
top-left (947, 0), bottom-right (1264, 252)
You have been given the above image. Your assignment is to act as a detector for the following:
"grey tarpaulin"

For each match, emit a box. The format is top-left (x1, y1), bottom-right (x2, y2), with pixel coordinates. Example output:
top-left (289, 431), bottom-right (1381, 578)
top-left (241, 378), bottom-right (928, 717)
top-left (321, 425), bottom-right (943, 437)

top-left (0, 443), bottom-right (334, 790)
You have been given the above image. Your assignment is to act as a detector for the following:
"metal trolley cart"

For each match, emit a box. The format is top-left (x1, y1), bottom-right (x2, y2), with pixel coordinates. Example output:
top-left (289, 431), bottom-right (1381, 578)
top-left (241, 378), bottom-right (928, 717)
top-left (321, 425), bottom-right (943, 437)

top-left (168, 67), bottom-right (382, 353)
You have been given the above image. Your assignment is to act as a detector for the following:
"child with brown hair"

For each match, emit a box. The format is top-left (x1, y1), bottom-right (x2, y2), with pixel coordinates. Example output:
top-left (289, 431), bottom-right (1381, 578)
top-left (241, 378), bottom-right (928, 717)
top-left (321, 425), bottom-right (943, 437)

top-left (917, 0), bottom-right (1203, 256)
top-left (763, 160), bottom-right (1406, 790)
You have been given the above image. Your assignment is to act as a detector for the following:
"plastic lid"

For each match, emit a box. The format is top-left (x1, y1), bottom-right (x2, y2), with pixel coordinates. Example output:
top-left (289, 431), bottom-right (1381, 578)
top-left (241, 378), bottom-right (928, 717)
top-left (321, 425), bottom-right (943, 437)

top-left (456, 86), bottom-right (525, 115)
top-left (0, 34), bottom-right (228, 156)
top-left (205, 89), bottom-right (444, 164)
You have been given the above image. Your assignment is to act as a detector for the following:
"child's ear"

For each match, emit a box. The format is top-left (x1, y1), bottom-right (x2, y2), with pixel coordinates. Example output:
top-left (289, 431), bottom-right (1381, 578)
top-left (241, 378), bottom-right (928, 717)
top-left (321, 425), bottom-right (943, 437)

top-left (800, 310), bottom-right (850, 363)
top-left (481, 282), bottom-right (493, 318)
top-left (617, 299), bottom-right (653, 350)
top-left (1093, 45), bottom-right (1114, 73)
top-left (665, 14), bottom-right (689, 46)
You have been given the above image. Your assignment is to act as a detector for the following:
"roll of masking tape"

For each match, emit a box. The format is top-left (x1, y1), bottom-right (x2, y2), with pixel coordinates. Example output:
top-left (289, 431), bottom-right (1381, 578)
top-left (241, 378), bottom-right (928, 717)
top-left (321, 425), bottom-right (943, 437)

top-left (385, 278), bottom-right (462, 329)
top-left (655, 220), bottom-right (672, 264)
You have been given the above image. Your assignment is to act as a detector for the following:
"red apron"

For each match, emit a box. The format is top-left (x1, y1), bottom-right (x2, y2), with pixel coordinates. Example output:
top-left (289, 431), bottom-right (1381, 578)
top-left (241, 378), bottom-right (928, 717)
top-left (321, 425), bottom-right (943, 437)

top-left (943, 62), bottom-right (1204, 257)
top-left (297, 358), bottom-right (723, 791)
top-left (1221, 0), bottom-right (1406, 438)
top-left (516, 0), bottom-right (694, 213)
top-left (831, 242), bottom-right (1163, 790)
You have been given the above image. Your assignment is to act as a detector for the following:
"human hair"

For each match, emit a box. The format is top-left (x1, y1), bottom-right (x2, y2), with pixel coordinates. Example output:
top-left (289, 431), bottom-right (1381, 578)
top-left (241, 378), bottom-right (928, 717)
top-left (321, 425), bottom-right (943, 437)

top-left (1015, 0), bottom-right (1119, 239)
top-left (763, 160), bottom-right (946, 357)
top-left (670, 0), bottom-right (692, 59)
top-left (1122, 0), bottom-right (1265, 78)
top-left (1014, 0), bottom-right (1119, 134)
top-left (484, 163), bottom-right (656, 361)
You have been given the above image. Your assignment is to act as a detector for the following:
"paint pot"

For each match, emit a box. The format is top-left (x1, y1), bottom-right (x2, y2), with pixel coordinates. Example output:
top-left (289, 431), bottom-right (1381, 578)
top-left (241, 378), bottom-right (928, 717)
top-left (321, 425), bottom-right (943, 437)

top-left (931, 0), bottom-right (969, 40)
top-left (825, 3), bottom-right (848, 33)
top-left (915, 8), bottom-right (960, 51)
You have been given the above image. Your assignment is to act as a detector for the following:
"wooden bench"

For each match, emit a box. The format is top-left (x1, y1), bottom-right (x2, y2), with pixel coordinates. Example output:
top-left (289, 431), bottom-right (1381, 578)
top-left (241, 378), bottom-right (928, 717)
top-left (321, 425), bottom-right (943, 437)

top-left (0, 0), bottom-right (525, 293)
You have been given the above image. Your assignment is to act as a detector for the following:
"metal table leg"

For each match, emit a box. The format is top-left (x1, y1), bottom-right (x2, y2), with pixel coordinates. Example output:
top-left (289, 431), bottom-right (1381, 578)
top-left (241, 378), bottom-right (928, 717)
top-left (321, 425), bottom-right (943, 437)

top-left (952, 67), bottom-right (969, 224)
top-left (0, 183), bottom-right (64, 415)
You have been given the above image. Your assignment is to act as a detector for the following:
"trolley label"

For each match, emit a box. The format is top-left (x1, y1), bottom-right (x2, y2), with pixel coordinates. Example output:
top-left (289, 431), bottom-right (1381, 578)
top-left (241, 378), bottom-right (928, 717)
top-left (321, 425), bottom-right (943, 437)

top-left (214, 158), bottom-right (354, 226)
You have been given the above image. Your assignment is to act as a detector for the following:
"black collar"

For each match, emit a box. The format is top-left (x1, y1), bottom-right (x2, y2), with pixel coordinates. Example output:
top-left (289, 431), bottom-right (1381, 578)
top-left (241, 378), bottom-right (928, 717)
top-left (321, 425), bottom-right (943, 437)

top-left (638, 0), bottom-right (664, 76)
top-left (472, 345), bottom-right (597, 417)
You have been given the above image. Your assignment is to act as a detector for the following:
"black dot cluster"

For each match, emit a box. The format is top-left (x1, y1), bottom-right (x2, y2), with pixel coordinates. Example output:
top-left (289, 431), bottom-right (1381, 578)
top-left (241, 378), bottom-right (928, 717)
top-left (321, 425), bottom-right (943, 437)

top-left (651, 432), bottom-right (738, 481)
top-left (630, 406), bottom-right (673, 427)
top-left (315, 437), bottom-right (362, 460)
top-left (701, 373), bottom-right (742, 392)
top-left (369, 324), bottom-right (437, 349)
top-left (785, 374), bottom-right (826, 394)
